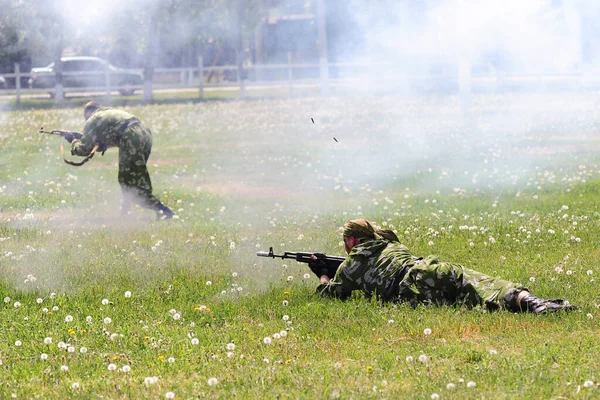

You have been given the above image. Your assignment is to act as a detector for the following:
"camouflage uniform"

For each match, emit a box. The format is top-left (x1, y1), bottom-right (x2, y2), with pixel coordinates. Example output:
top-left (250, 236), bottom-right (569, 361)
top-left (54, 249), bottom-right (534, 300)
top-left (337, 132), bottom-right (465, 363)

top-left (71, 107), bottom-right (167, 214)
top-left (317, 239), bottom-right (526, 311)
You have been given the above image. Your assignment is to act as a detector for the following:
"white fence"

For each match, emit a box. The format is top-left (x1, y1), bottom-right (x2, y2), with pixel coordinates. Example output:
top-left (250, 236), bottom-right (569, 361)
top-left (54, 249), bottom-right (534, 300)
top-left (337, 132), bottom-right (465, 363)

top-left (0, 56), bottom-right (345, 103)
top-left (2, 57), bottom-right (600, 103)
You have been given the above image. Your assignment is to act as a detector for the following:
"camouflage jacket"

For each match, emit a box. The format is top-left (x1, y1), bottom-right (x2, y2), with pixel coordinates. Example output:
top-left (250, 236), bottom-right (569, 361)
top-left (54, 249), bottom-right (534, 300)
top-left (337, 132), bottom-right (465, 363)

top-left (71, 108), bottom-right (141, 156)
top-left (317, 239), bottom-right (425, 302)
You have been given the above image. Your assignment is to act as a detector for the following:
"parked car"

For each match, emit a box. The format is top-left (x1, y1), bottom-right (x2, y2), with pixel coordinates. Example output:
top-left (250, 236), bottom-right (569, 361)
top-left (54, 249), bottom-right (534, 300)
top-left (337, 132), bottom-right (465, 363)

top-left (29, 56), bottom-right (143, 95)
top-left (0, 75), bottom-right (6, 89)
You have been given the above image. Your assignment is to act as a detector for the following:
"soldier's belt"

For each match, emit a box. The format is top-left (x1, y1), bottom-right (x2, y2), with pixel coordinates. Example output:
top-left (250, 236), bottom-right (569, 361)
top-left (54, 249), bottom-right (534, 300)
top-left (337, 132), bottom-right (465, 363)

top-left (119, 118), bottom-right (140, 134)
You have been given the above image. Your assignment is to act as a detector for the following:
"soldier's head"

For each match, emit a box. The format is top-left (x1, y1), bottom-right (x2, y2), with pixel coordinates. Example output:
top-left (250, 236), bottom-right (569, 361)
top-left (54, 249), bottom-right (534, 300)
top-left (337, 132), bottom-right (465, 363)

top-left (342, 218), bottom-right (400, 253)
top-left (342, 218), bottom-right (377, 253)
top-left (83, 101), bottom-right (101, 121)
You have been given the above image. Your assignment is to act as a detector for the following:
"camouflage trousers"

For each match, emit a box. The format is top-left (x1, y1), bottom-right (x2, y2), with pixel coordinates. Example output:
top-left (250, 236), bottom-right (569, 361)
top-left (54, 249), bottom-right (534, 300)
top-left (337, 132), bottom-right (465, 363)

top-left (117, 125), bottom-right (164, 212)
top-left (397, 259), bottom-right (527, 311)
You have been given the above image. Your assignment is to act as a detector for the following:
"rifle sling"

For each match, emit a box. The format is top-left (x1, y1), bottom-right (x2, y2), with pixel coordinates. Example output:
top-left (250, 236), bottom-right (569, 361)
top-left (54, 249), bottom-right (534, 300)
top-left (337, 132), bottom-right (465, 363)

top-left (60, 143), bottom-right (99, 167)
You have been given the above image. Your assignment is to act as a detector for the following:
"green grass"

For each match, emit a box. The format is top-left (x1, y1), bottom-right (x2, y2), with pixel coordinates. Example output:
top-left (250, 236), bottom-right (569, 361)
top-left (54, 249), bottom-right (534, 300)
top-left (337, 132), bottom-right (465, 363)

top-left (1, 93), bottom-right (600, 398)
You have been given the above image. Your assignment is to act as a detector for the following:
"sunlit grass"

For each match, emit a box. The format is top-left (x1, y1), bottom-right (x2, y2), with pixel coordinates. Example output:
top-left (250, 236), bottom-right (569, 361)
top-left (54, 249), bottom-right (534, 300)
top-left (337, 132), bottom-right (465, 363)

top-left (1, 93), bottom-right (600, 398)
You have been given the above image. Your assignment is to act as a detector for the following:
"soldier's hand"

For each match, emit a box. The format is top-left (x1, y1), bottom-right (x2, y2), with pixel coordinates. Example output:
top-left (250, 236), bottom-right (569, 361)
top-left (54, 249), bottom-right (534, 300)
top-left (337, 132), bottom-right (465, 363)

top-left (308, 255), bottom-right (330, 279)
top-left (61, 132), bottom-right (76, 143)
top-left (97, 141), bottom-right (108, 155)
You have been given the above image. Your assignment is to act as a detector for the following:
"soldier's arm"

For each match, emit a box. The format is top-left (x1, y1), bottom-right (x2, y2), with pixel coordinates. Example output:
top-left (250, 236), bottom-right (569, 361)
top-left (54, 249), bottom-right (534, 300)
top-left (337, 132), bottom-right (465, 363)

top-left (316, 262), bottom-right (356, 300)
top-left (71, 121), bottom-right (99, 156)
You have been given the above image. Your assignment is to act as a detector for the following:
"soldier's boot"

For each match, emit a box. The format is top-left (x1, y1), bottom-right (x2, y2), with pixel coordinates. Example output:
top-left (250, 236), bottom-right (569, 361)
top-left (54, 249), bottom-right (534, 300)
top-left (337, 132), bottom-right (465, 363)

top-left (156, 204), bottom-right (174, 220)
top-left (519, 294), bottom-right (578, 314)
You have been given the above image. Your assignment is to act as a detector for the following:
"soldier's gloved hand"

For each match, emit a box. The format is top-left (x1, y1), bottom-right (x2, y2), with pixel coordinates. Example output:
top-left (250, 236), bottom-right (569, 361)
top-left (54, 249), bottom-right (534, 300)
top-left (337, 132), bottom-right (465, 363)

top-left (97, 142), bottom-right (108, 155)
top-left (308, 256), bottom-right (330, 279)
top-left (61, 132), bottom-right (76, 143)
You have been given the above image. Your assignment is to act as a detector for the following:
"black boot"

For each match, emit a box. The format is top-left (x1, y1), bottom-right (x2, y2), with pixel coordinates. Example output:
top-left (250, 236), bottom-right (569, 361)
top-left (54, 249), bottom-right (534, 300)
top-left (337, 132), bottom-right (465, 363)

top-left (519, 294), bottom-right (578, 314)
top-left (156, 204), bottom-right (174, 220)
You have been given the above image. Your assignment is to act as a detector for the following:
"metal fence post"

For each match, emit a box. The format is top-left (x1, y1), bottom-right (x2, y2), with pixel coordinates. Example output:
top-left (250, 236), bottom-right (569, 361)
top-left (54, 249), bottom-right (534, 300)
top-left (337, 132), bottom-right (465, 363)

top-left (238, 64), bottom-right (246, 99)
top-left (287, 52), bottom-right (293, 98)
top-left (14, 63), bottom-right (21, 104)
top-left (198, 56), bottom-right (204, 99)
top-left (105, 65), bottom-right (112, 102)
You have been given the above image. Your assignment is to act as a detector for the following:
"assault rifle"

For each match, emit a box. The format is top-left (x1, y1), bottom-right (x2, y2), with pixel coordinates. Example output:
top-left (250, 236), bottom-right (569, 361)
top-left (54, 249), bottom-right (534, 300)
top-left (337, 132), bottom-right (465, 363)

top-left (256, 247), bottom-right (345, 279)
top-left (39, 127), bottom-right (101, 167)
top-left (38, 128), bottom-right (83, 141)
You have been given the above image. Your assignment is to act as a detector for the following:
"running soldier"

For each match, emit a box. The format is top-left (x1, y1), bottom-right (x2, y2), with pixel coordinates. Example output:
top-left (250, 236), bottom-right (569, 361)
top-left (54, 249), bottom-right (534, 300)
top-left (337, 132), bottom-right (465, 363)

top-left (61, 101), bottom-right (173, 219)
top-left (309, 218), bottom-right (577, 314)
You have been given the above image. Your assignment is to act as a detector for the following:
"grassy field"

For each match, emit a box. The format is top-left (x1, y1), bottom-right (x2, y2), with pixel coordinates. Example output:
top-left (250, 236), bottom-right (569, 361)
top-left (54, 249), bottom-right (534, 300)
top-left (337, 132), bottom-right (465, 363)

top-left (1, 93), bottom-right (599, 399)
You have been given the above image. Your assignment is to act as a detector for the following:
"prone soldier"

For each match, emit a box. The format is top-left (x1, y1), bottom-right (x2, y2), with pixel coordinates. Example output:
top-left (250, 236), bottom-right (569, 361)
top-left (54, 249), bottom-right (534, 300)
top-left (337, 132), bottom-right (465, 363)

top-left (308, 218), bottom-right (578, 314)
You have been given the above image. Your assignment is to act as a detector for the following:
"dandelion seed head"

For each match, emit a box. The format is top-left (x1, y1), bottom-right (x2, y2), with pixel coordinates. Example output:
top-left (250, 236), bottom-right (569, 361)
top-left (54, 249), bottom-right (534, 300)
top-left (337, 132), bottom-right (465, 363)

top-left (584, 380), bottom-right (594, 388)
top-left (226, 343), bottom-right (235, 351)
top-left (467, 381), bottom-right (477, 388)
top-left (122, 365), bottom-right (131, 373)
top-left (107, 363), bottom-right (117, 371)
top-left (71, 382), bottom-right (80, 389)
top-left (124, 291), bottom-right (132, 298)
top-left (40, 353), bottom-right (48, 360)
top-left (423, 328), bottom-right (432, 335)
top-left (44, 337), bottom-right (52, 345)
top-left (207, 377), bottom-right (218, 386)
top-left (191, 338), bottom-right (199, 345)
top-left (165, 392), bottom-right (175, 399)
top-left (406, 356), bottom-right (413, 362)
top-left (61, 365), bottom-right (69, 372)
top-left (101, 298), bottom-right (109, 305)
top-left (65, 315), bottom-right (73, 323)
top-left (263, 336), bottom-right (272, 345)
top-left (418, 354), bottom-right (428, 363)
top-left (447, 383), bottom-right (456, 390)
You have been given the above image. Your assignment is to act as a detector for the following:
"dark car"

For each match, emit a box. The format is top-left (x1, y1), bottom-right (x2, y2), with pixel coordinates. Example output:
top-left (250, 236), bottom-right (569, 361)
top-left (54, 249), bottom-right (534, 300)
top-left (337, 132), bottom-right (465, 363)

top-left (29, 56), bottom-right (142, 95)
